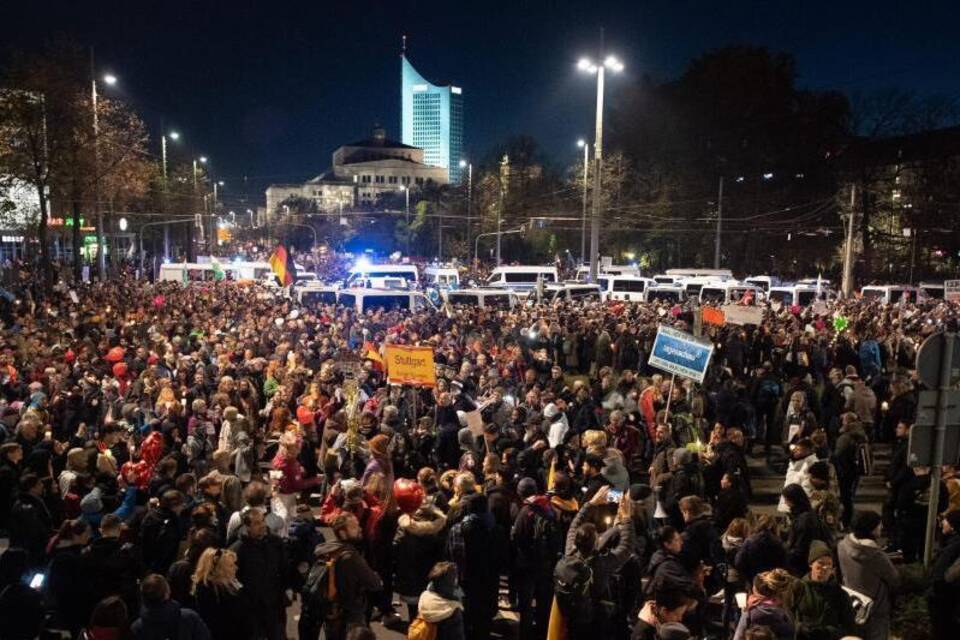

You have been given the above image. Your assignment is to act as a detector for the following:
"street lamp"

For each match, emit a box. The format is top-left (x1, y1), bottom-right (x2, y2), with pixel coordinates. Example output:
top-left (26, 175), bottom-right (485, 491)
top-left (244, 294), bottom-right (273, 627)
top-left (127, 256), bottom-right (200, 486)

top-left (578, 52), bottom-right (624, 281)
top-left (161, 131), bottom-right (180, 180)
top-left (577, 139), bottom-right (590, 264)
top-left (90, 65), bottom-right (118, 280)
top-left (459, 159), bottom-right (473, 262)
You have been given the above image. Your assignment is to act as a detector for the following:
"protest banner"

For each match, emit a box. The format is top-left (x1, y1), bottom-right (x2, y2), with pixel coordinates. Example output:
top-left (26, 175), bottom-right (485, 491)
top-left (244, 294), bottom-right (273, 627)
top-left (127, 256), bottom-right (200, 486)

top-left (648, 324), bottom-right (715, 384)
top-left (721, 304), bottom-right (763, 326)
top-left (384, 344), bottom-right (437, 387)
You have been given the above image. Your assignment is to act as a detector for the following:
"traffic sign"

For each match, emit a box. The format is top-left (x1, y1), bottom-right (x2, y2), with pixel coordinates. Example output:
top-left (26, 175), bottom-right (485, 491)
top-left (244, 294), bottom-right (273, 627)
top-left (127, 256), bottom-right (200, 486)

top-left (916, 333), bottom-right (960, 389)
top-left (908, 422), bottom-right (960, 467)
top-left (914, 389), bottom-right (960, 426)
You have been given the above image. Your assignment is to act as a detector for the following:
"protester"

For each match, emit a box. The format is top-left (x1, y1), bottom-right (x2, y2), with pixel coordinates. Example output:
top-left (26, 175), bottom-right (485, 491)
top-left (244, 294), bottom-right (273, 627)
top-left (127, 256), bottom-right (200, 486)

top-left (837, 511), bottom-right (900, 640)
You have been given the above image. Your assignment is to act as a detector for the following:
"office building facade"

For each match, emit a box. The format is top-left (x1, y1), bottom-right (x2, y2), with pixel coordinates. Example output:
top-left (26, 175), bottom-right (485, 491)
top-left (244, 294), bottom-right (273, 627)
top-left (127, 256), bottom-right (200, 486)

top-left (401, 53), bottom-right (464, 183)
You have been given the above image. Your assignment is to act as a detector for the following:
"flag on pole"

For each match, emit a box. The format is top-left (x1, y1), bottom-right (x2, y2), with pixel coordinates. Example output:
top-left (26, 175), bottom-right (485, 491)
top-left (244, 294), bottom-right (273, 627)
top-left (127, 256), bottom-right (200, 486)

top-left (268, 245), bottom-right (295, 286)
top-left (210, 256), bottom-right (225, 281)
top-left (362, 341), bottom-right (384, 371)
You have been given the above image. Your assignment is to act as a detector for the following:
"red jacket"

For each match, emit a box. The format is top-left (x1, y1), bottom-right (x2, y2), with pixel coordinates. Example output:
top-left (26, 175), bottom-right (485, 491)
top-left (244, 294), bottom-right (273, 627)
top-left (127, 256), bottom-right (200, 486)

top-left (272, 452), bottom-right (321, 495)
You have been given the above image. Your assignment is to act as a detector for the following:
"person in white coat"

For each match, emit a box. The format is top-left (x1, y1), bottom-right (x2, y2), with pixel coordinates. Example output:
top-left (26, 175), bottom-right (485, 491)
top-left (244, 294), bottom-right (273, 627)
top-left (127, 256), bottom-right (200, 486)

top-left (778, 438), bottom-right (817, 513)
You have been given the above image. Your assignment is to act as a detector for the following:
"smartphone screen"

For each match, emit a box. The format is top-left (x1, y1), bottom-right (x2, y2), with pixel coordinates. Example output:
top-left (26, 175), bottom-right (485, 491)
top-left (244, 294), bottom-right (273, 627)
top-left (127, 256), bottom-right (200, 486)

top-left (29, 573), bottom-right (45, 589)
top-left (607, 489), bottom-right (624, 503)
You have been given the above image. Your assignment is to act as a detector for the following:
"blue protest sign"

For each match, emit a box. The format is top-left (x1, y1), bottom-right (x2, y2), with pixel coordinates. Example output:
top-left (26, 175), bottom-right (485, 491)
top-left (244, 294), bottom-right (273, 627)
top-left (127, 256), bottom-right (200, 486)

top-left (648, 324), bottom-right (715, 383)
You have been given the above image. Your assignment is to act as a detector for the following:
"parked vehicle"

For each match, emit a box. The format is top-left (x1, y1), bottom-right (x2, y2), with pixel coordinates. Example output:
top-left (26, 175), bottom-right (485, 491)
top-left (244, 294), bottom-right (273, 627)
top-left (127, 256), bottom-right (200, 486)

top-left (646, 283), bottom-right (685, 303)
top-left (699, 282), bottom-right (762, 305)
top-left (443, 288), bottom-right (519, 309)
top-left (919, 281), bottom-right (945, 299)
top-left (574, 264), bottom-right (641, 281)
top-left (423, 266), bottom-right (461, 288)
top-left (347, 264), bottom-right (419, 286)
top-left (860, 285), bottom-right (920, 304)
top-left (297, 284), bottom-right (339, 305)
top-left (486, 266), bottom-right (559, 290)
top-left (596, 275), bottom-right (656, 302)
top-left (336, 288), bottom-right (436, 313)
top-left (767, 285), bottom-right (835, 307)
top-left (159, 262), bottom-right (273, 283)
top-left (537, 283), bottom-right (603, 304)
top-left (665, 268), bottom-right (734, 280)
top-left (743, 275), bottom-right (781, 292)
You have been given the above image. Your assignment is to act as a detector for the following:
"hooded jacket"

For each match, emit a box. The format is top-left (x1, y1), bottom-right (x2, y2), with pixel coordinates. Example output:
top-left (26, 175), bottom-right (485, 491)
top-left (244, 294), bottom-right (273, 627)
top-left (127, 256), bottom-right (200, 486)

top-left (418, 579), bottom-right (466, 640)
top-left (394, 507), bottom-right (447, 599)
top-left (734, 595), bottom-right (795, 640)
top-left (837, 534), bottom-right (899, 640)
top-left (794, 574), bottom-right (855, 640)
top-left (132, 600), bottom-right (209, 640)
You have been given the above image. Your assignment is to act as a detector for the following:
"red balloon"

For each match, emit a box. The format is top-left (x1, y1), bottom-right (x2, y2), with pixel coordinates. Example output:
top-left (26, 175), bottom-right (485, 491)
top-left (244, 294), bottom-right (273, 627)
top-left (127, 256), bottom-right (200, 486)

top-left (64, 350), bottom-right (76, 364)
top-left (121, 460), bottom-right (151, 489)
top-left (140, 431), bottom-right (165, 467)
top-left (105, 346), bottom-right (125, 363)
top-left (112, 362), bottom-right (128, 378)
top-left (393, 478), bottom-right (424, 515)
top-left (296, 405), bottom-right (314, 426)
top-left (153, 295), bottom-right (166, 309)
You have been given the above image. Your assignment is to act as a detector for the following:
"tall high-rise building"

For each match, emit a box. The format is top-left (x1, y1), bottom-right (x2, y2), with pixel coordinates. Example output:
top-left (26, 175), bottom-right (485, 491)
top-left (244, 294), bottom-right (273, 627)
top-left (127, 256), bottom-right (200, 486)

top-left (401, 46), bottom-right (463, 183)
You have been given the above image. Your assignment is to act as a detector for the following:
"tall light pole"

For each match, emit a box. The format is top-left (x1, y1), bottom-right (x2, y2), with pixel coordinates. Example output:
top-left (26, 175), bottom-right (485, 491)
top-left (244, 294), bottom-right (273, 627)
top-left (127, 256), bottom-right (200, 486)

top-left (160, 130), bottom-right (180, 259)
top-left (399, 185), bottom-right (411, 256)
top-left (713, 176), bottom-right (724, 269)
top-left (460, 159), bottom-right (473, 263)
top-left (578, 52), bottom-right (623, 281)
top-left (192, 157), bottom-right (207, 247)
top-left (577, 139), bottom-right (590, 264)
top-left (89, 53), bottom-right (117, 280)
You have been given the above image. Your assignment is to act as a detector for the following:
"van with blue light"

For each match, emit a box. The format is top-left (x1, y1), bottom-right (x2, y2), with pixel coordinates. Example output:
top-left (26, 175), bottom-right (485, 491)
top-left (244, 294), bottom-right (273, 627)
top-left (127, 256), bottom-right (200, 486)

top-left (486, 266), bottom-right (558, 291)
top-left (347, 263), bottom-right (419, 287)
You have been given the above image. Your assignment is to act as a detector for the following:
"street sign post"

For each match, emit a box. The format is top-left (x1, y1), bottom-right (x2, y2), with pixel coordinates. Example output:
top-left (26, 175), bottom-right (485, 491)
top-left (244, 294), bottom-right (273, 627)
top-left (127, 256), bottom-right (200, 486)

top-left (648, 325), bottom-right (715, 384)
top-left (916, 332), bottom-right (958, 567)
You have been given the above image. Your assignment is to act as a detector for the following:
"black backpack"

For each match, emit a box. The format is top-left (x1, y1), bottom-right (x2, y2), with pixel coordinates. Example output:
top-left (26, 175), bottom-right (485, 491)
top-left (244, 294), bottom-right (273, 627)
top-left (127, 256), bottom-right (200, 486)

top-left (554, 554), bottom-right (594, 624)
top-left (302, 549), bottom-right (346, 620)
top-left (528, 510), bottom-right (563, 566)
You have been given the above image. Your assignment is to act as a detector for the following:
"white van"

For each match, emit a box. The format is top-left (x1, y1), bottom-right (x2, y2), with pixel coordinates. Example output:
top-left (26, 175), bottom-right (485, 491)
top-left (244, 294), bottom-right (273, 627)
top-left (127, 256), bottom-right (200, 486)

top-left (159, 262), bottom-right (252, 283)
top-left (347, 264), bottom-right (419, 287)
top-left (444, 288), bottom-right (519, 309)
top-left (297, 284), bottom-right (339, 305)
top-left (423, 266), bottom-right (460, 288)
top-left (336, 288), bottom-right (436, 313)
top-left (919, 282), bottom-right (944, 299)
top-left (538, 283), bottom-right (603, 304)
top-left (743, 275), bottom-right (781, 292)
top-left (486, 266), bottom-right (558, 290)
top-left (860, 285), bottom-right (920, 305)
top-left (647, 283), bottom-right (685, 303)
top-left (597, 275), bottom-right (656, 302)
top-left (652, 274), bottom-right (683, 286)
top-left (699, 282), bottom-right (762, 306)
top-left (768, 285), bottom-right (834, 307)
top-left (575, 264), bottom-right (641, 281)
top-left (665, 268), bottom-right (734, 280)
top-left (681, 276), bottom-right (727, 300)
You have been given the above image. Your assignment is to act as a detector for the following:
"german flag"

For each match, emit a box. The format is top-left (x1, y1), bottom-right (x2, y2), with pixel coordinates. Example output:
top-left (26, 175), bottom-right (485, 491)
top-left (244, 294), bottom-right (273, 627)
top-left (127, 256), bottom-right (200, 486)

top-left (268, 245), bottom-right (295, 286)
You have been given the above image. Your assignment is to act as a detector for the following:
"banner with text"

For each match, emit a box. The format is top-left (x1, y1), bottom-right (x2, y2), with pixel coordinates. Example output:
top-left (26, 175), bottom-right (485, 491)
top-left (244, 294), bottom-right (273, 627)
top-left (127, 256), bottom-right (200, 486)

top-left (648, 324), bottom-right (715, 384)
top-left (384, 344), bottom-right (437, 387)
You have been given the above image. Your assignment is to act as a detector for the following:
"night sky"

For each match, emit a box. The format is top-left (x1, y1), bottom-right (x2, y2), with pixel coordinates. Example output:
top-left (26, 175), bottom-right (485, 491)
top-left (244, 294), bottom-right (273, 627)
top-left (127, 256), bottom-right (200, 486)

top-left (4, 0), bottom-right (959, 204)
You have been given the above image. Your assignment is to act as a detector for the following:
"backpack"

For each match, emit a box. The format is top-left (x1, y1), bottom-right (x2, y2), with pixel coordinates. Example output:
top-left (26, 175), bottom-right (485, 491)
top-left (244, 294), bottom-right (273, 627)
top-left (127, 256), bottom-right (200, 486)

top-left (855, 441), bottom-right (873, 476)
top-left (757, 378), bottom-right (781, 406)
top-left (528, 509), bottom-right (563, 566)
top-left (446, 514), bottom-right (477, 582)
top-left (553, 554), bottom-right (595, 624)
top-left (407, 615), bottom-right (438, 640)
top-left (302, 550), bottom-right (344, 620)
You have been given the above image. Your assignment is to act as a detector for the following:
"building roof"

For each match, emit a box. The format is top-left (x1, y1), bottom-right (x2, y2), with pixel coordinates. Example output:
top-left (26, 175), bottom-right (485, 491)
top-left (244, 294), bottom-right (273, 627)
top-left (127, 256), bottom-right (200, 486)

top-left (305, 171), bottom-right (355, 185)
top-left (343, 136), bottom-right (418, 150)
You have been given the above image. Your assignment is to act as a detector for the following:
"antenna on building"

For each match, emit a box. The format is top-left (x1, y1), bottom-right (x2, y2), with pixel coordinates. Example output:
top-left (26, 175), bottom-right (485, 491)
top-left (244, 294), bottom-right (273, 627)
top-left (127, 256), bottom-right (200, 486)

top-left (401, 34), bottom-right (407, 55)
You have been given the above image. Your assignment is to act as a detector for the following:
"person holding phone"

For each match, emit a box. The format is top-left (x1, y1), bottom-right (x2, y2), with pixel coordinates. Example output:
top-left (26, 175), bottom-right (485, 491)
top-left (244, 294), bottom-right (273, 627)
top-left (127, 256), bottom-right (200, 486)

top-left (0, 547), bottom-right (45, 640)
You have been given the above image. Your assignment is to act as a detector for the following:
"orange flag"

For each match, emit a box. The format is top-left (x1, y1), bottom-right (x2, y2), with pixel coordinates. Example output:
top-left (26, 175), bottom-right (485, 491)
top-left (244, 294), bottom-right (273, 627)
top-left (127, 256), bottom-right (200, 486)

top-left (702, 307), bottom-right (726, 326)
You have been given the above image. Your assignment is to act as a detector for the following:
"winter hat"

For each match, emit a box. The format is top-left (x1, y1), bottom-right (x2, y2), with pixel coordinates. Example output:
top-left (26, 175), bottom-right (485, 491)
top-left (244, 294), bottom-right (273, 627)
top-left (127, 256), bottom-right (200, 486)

top-left (80, 488), bottom-right (104, 515)
top-left (850, 510), bottom-right (882, 539)
top-left (517, 477), bottom-right (538, 499)
top-left (807, 539), bottom-right (832, 565)
top-left (601, 457), bottom-right (630, 491)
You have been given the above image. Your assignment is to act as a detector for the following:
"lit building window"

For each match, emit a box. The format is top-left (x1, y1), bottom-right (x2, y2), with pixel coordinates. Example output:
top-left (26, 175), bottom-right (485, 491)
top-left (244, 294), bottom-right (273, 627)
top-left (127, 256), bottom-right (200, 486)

top-left (892, 189), bottom-right (901, 200)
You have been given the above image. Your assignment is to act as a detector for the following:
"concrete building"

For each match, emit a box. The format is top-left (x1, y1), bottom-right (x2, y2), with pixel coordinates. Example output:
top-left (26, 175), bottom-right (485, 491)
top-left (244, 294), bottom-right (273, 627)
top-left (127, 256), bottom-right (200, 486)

top-left (401, 50), bottom-right (464, 183)
top-left (264, 126), bottom-right (447, 218)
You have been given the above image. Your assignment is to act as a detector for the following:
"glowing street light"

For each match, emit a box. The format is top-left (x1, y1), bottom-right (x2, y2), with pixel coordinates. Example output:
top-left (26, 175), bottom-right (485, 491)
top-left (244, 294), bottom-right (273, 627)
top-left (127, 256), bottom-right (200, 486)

top-left (102, 74), bottom-right (118, 86)
top-left (578, 50), bottom-right (624, 280)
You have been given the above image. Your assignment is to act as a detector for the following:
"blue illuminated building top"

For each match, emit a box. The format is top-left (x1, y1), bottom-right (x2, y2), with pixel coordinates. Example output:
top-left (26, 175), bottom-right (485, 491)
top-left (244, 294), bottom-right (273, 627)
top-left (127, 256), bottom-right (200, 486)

top-left (401, 53), bottom-right (463, 183)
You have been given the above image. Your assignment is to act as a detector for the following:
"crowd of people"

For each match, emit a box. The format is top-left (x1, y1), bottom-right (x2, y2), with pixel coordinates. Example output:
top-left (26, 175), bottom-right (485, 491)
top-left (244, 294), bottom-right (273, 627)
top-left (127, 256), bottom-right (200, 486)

top-left (1, 263), bottom-right (959, 640)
